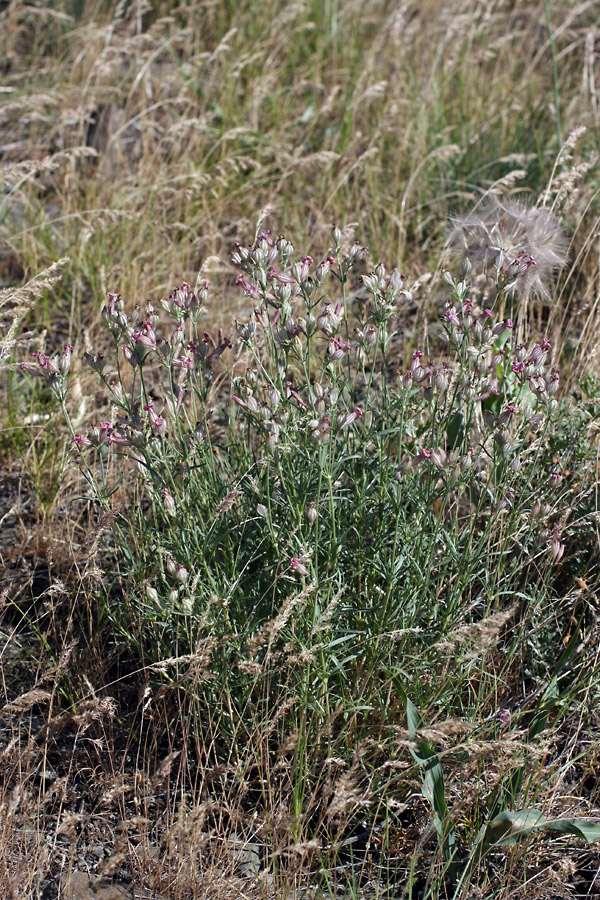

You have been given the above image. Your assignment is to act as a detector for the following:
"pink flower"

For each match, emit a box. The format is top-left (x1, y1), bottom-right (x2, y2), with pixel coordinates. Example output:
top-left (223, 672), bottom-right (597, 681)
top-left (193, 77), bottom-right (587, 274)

top-left (108, 430), bottom-right (135, 447)
top-left (161, 488), bottom-right (176, 516)
top-left (339, 407), bottom-right (363, 429)
top-left (20, 344), bottom-right (73, 393)
top-left (269, 269), bottom-right (296, 286)
top-left (550, 531), bottom-right (565, 564)
top-left (327, 338), bottom-right (351, 362)
top-left (20, 362), bottom-right (44, 377)
top-left (144, 403), bottom-right (167, 436)
top-left (290, 557), bottom-right (309, 577)
top-left (286, 383), bottom-right (308, 408)
top-left (171, 356), bottom-right (194, 369)
top-left (235, 274), bottom-right (262, 300)
top-left (254, 306), bottom-right (270, 328)
top-left (131, 321), bottom-right (157, 349)
top-left (203, 328), bottom-right (232, 359)
top-left (412, 448), bottom-right (432, 467)
top-left (496, 405), bottom-right (518, 427)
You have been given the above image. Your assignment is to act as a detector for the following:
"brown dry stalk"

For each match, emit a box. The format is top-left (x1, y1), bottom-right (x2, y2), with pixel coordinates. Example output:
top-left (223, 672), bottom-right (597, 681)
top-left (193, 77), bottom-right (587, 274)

top-left (1, 689), bottom-right (53, 714)
top-left (434, 605), bottom-right (517, 655)
top-left (0, 257), bottom-right (69, 365)
top-left (214, 489), bottom-right (242, 518)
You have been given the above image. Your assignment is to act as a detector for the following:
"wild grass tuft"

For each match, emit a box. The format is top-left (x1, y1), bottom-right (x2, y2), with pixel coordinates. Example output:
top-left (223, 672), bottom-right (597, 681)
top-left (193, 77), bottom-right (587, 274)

top-left (15, 215), bottom-right (600, 896)
top-left (3, 1), bottom-right (600, 897)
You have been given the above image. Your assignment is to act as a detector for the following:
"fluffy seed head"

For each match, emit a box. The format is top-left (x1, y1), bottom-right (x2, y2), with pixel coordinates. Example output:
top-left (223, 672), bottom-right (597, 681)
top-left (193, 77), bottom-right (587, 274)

top-left (447, 197), bottom-right (568, 301)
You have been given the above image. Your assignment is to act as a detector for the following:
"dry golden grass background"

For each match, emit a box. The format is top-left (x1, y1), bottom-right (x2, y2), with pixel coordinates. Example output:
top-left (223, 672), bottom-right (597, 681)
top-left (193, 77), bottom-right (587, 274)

top-left (1, 1), bottom-right (600, 898)
top-left (0, 0), bottom-right (598, 300)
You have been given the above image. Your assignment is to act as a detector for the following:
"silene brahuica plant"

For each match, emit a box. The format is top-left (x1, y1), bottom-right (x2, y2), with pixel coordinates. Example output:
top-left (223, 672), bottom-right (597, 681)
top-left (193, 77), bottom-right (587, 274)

top-left (20, 213), bottom-right (598, 693)
top-left (19, 212), bottom-right (600, 892)
top-left (5, 0), bottom-right (600, 889)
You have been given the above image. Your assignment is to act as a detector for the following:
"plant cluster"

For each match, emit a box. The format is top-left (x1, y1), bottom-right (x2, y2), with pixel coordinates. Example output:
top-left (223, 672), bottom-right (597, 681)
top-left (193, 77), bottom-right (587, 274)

top-left (3, 0), bottom-right (600, 896)
top-left (17, 219), bottom-right (600, 895)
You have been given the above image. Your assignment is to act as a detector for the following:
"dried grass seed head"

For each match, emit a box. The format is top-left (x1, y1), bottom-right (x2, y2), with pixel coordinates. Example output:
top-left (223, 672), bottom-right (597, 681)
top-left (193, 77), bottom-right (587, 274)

top-left (447, 197), bottom-right (568, 301)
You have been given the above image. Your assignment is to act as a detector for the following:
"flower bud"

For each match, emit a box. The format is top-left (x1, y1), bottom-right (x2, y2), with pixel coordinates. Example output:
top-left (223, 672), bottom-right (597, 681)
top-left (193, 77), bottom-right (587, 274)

top-left (180, 595), bottom-right (194, 614)
top-left (58, 344), bottom-right (73, 376)
top-left (122, 345), bottom-right (136, 367)
top-left (459, 256), bottom-right (472, 277)
top-left (161, 488), bottom-right (176, 516)
top-left (174, 564), bottom-right (189, 584)
top-left (433, 368), bottom-right (448, 392)
top-left (266, 388), bottom-right (281, 409)
top-left (236, 320), bottom-right (257, 342)
top-left (73, 432), bottom-right (93, 448)
top-left (549, 534), bottom-right (565, 564)
top-left (146, 585), bottom-right (160, 606)
top-left (267, 423), bottom-right (280, 452)
top-left (305, 502), bottom-right (317, 525)
top-left (496, 405), bottom-right (517, 427)
top-left (276, 236), bottom-right (294, 256)
top-left (84, 352), bottom-right (105, 374)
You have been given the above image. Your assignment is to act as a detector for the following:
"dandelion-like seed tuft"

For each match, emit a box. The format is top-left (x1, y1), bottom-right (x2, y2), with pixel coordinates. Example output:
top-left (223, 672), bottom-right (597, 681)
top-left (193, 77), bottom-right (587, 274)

top-left (447, 197), bottom-right (568, 302)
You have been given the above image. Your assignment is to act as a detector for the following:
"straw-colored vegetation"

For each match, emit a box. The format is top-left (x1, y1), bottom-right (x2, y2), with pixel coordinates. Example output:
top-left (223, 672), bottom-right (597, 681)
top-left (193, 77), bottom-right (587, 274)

top-left (1, 1), bottom-right (600, 898)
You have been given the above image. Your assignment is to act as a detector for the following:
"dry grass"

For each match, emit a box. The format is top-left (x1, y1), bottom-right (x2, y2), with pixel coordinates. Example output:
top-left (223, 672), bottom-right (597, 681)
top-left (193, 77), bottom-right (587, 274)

top-left (1, 1), bottom-right (600, 898)
top-left (1, 0), bottom-right (599, 298)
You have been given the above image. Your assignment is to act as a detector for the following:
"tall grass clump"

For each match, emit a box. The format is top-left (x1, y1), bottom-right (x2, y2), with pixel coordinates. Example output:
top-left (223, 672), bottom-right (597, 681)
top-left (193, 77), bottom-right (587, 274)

top-left (2, 0), bottom-right (599, 329)
top-left (4, 0), bottom-right (600, 894)
top-left (17, 210), bottom-right (600, 893)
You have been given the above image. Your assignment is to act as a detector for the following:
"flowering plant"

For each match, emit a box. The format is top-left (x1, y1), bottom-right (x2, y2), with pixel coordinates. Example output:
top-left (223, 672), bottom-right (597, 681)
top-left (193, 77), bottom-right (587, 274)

top-left (19, 225), bottom-right (596, 722)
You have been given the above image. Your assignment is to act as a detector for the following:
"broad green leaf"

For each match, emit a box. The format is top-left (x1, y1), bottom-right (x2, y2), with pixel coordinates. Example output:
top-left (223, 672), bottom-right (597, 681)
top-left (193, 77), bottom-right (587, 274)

top-left (485, 808), bottom-right (546, 846)
top-left (545, 819), bottom-right (600, 843)
top-left (405, 698), bottom-right (454, 859)
top-left (485, 809), bottom-right (600, 848)
top-left (406, 697), bottom-right (421, 738)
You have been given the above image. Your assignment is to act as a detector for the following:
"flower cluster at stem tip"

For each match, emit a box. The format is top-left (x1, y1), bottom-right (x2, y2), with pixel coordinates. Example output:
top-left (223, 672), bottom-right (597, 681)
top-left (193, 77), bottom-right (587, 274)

top-left (19, 221), bottom-right (572, 570)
